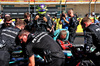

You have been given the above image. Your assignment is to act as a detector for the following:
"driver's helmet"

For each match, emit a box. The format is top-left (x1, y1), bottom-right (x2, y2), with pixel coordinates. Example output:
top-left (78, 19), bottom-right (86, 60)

top-left (36, 4), bottom-right (48, 14)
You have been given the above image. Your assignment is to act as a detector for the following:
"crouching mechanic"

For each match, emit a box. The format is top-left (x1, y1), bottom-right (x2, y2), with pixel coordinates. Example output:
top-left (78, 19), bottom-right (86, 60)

top-left (81, 17), bottom-right (100, 66)
top-left (16, 30), bottom-right (65, 66)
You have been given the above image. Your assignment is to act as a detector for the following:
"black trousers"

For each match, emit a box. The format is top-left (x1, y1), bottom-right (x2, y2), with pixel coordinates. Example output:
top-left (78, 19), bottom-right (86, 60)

top-left (0, 51), bottom-right (10, 66)
top-left (45, 58), bottom-right (65, 66)
top-left (68, 31), bottom-right (76, 43)
top-left (87, 52), bottom-right (100, 66)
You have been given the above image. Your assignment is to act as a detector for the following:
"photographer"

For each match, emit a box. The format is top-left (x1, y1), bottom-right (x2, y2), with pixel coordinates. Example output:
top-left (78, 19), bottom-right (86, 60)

top-left (0, 19), bottom-right (26, 66)
top-left (59, 11), bottom-right (69, 30)
top-left (24, 12), bottom-right (31, 24)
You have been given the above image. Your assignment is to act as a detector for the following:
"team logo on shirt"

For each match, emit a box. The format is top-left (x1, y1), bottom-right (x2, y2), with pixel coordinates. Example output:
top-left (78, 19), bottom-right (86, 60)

top-left (96, 28), bottom-right (100, 31)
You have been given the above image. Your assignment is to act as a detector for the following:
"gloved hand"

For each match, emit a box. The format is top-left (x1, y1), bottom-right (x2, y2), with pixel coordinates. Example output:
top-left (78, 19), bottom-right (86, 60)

top-left (84, 44), bottom-right (94, 53)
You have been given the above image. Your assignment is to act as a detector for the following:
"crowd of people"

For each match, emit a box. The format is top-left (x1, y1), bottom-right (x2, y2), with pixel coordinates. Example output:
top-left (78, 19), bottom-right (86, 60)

top-left (0, 4), bottom-right (100, 66)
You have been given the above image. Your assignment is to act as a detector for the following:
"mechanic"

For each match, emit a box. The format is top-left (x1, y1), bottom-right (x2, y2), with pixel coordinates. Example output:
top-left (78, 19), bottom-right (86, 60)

top-left (24, 12), bottom-right (31, 24)
top-left (0, 19), bottom-right (26, 66)
top-left (0, 16), bottom-right (13, 29)
top-left (81, 17), bottom-right (100, 66)
top-left (68, 9), bottom-right (79, 43)
top-left (16, 30), bottom-right (65, 66)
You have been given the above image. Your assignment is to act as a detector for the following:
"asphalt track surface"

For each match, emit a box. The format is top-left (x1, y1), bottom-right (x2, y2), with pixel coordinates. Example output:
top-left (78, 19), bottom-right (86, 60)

top-left (74, 35), bottom-right (84, 45)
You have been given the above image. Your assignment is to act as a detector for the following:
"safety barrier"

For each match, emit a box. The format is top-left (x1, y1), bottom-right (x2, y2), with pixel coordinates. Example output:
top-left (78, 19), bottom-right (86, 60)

top-left (53, 18), bottom-right (83, 33)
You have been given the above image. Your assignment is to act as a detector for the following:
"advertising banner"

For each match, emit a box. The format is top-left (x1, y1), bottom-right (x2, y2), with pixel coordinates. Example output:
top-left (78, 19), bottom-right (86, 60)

top-left (0, 0), bottom-right (99, 2)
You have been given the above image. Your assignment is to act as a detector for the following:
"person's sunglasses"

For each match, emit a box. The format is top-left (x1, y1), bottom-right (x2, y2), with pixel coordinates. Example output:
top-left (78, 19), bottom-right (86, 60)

top-left (6, 23), bottom-right (11, 25)
top-left (7, 19), bottom-right (12, 21)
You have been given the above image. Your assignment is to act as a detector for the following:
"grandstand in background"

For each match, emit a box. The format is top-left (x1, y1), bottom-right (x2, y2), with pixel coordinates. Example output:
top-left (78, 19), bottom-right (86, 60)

top-left (0, 0), bottom-right (100, 18)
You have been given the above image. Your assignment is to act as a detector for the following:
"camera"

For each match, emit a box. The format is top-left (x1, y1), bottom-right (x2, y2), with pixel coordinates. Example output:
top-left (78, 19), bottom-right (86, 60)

top-left (62, 13), bottom-right (65, 17)
top-left (37, 14), bottom-right (46, 25)
top-left (60, 13), bottom-right (65, 20)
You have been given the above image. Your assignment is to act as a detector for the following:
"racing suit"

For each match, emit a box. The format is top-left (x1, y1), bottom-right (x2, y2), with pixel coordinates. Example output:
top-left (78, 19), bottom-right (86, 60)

top-left (33, 14), bottom-right (53, 33)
